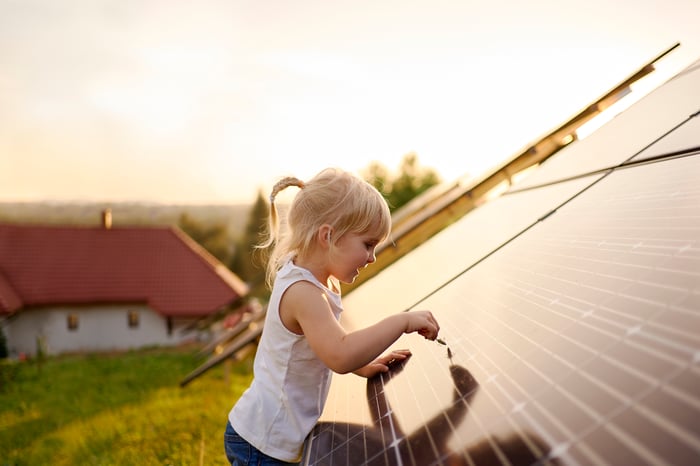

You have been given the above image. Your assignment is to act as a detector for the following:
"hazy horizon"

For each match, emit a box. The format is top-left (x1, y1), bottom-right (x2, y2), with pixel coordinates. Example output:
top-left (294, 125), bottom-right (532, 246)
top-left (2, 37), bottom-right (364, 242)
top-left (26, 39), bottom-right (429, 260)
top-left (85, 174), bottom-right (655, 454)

top-left (2, 0), bottom-right (700, 205)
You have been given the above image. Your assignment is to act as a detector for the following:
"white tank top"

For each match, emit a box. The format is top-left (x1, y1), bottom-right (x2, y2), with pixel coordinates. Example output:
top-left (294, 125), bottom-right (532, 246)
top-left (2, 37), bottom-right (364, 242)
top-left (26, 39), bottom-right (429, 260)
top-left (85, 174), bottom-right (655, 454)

top-left (229, 259), bottom-right (342, 462)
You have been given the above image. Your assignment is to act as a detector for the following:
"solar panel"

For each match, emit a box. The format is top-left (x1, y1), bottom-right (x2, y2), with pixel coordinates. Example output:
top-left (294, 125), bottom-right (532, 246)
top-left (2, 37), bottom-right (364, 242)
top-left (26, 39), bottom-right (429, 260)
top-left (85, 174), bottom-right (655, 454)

top-left (302, 59), bottom-right (700, 465)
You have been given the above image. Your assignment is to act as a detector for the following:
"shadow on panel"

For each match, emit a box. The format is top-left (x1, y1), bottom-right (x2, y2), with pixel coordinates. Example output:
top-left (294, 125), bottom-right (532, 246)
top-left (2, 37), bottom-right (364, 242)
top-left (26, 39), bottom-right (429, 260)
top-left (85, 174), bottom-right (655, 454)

top-left (304, 357), bottom-right (558, 466)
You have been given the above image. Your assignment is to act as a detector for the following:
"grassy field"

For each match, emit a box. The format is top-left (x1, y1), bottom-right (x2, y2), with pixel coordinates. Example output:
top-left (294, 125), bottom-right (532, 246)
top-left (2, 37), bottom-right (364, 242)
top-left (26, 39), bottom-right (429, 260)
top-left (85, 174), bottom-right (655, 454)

top-left (0, 346), bottom-right (254, 466)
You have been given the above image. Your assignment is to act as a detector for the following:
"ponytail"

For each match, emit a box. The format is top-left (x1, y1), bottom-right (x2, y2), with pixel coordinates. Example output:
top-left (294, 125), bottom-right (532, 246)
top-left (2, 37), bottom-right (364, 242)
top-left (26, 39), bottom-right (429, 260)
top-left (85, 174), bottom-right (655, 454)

top-left (259, 176), bottom-right (305, 285)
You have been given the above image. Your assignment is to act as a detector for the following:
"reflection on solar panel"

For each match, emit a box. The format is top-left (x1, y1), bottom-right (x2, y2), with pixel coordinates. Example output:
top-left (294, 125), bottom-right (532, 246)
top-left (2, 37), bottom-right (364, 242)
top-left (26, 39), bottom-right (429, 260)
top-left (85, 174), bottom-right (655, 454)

top-left (302, 58), bottom-right (700, 465)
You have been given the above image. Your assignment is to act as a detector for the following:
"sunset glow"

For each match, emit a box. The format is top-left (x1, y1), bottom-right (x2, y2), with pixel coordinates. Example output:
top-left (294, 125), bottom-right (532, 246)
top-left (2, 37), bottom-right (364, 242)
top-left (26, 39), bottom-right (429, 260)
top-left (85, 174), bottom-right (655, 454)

top-left (1, 0), bottom-right (699, 205)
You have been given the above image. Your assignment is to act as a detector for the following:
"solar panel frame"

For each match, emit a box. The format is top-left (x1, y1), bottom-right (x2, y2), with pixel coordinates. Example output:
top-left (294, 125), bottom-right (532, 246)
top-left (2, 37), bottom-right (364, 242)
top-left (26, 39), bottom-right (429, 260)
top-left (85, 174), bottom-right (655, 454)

top-left (510, 58), bottom-right (700, 191)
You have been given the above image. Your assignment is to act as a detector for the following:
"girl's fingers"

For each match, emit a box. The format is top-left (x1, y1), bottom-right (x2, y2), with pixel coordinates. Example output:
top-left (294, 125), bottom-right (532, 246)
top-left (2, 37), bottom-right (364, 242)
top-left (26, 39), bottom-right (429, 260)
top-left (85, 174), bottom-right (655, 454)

top-left (384, 349), bottom-right (411, 365)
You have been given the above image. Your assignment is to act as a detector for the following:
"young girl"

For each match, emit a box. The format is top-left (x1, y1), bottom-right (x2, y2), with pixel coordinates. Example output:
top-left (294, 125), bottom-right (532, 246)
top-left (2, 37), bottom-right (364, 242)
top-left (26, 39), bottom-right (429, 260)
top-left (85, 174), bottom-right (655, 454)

top-left (224, 167), bottom-right (440, 465)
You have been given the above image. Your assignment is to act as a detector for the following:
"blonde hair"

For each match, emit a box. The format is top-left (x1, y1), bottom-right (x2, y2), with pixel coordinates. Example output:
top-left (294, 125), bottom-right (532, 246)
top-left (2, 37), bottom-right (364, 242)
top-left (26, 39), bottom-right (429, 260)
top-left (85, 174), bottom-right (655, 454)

top-left (261, 167), bottom-right (392, 288)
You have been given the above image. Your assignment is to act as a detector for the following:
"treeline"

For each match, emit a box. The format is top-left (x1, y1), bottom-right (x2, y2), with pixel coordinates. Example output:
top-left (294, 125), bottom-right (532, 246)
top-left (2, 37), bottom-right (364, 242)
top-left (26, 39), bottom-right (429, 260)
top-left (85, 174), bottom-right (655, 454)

top-left (0, 202), bottom-right (249, 237)
top-left (1, 154), bottom-right (440, 300)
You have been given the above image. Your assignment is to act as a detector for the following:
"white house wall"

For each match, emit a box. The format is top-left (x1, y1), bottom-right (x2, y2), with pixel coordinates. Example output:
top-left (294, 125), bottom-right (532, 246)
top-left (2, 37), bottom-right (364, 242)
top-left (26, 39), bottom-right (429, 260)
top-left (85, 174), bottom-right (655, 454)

top-left (3, 304), bottom-right (199, 356)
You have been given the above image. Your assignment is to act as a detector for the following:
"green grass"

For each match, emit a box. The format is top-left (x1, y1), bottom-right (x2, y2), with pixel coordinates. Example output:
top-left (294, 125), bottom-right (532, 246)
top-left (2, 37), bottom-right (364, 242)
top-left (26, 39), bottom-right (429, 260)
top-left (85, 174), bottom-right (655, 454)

top-left (0, 346), bottom-right (254, 466)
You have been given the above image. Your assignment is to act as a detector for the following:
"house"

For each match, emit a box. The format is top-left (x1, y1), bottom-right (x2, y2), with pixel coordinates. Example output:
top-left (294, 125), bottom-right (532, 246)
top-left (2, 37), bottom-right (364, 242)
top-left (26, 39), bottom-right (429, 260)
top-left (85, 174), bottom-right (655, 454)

top-left (0, 217), bottom-right (248, 356)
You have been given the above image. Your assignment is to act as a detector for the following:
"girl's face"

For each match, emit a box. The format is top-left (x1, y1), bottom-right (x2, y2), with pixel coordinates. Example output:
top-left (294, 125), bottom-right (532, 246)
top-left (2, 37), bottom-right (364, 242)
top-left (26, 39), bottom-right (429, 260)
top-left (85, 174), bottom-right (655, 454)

top-left (329, 230), bottom-right (382, 284)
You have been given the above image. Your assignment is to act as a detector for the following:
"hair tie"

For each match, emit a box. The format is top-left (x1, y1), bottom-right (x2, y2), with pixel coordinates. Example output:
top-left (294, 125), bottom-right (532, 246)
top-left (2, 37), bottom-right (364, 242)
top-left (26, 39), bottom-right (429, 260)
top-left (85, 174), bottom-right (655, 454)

top-left (270, 176), bottom-right (305, 203)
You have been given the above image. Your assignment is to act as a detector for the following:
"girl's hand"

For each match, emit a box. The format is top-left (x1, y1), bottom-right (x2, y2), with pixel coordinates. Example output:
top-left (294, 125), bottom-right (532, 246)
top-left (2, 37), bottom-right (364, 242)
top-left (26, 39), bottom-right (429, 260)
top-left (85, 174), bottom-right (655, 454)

top-left (355, 349), bottom-right (412, 378)
top-left (405, 310), bottom-right (440, 340)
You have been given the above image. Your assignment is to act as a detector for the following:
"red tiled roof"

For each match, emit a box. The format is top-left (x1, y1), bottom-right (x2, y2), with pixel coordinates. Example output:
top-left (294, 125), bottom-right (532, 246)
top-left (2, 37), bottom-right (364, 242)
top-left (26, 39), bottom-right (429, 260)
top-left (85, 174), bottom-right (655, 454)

top-left (0, 223), bottom-right (248, 317)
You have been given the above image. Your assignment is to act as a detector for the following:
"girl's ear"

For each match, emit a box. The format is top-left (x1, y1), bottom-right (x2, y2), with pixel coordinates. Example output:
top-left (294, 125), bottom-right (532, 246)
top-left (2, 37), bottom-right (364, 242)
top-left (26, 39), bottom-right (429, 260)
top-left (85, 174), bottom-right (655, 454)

top-left (318, 224), bottom-right (333, 247)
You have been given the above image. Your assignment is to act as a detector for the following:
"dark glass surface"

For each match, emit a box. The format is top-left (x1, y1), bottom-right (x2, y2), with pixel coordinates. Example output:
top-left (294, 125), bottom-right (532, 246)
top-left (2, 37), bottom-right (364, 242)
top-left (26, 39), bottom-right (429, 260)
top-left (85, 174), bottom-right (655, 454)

top-left (302, 154), bottom-right (700, 465)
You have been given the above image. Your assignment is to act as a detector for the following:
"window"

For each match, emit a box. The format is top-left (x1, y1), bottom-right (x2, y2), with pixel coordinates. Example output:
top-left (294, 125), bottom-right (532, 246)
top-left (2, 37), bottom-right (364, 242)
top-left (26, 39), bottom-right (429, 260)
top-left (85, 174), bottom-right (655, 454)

top-left (67, 314), bottom-right (79, 331)
top-left (127, 310), bottom-right (139, 328)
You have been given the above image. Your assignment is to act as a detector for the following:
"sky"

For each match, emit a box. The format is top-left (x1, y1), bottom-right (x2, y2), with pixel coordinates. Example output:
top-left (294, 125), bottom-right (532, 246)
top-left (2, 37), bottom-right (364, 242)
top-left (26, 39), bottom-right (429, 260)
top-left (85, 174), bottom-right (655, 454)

top-left (1, 0), bottom-right (699, 205)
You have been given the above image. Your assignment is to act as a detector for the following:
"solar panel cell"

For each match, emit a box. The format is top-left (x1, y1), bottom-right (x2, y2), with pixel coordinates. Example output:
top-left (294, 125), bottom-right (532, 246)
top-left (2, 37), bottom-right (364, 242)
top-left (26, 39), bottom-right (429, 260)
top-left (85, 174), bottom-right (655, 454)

top-left (609, 405), bottom-right (697, 462)
top-left (643, 377), bottom-right (700, 440)
top-left (576, 424), bottom-right (653, 465)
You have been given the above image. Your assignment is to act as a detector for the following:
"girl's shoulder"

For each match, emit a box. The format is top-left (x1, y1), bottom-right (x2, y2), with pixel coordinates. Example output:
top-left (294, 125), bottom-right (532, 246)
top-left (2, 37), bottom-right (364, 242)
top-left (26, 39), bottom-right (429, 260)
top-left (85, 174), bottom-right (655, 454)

top-left (276, 259), bottom-right (312, 281)
top-left (277, 260), bottom-right (342, 308)
top-left (277, 259), bottom-right (312, 281)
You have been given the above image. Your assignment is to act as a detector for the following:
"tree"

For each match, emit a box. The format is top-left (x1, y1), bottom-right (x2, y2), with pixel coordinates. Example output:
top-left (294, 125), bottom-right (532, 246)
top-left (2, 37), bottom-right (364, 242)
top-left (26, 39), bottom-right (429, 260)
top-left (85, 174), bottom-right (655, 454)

top-left (362, 161), bottom-right (391, 197)
top-left (229, 190), bottom-right (270, 298)
top-left (178, 213), bottom-right (233, 265)
top-left (362, 153), bottom-right (441, 212)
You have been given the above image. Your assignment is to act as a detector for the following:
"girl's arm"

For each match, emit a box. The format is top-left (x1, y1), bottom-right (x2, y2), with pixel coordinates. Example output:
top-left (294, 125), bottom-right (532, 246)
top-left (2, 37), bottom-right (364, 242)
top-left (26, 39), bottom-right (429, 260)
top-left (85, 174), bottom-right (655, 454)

top-left (282, 281), bottom-right (439, 374)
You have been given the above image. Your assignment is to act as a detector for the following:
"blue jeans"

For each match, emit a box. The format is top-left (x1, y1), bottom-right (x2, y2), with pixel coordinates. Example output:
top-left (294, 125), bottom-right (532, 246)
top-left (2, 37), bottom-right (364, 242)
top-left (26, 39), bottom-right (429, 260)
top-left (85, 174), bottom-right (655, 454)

top-left (224, 421), bottom-right (300, 466)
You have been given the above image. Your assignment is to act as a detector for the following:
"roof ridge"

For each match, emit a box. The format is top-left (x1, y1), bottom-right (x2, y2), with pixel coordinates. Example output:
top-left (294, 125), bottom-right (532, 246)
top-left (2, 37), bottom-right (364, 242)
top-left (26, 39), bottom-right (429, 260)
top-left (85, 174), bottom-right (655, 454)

top-left (165, 226), bottom-right (249, 296)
